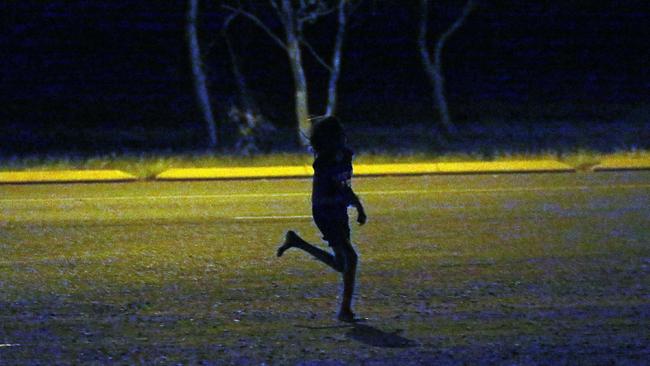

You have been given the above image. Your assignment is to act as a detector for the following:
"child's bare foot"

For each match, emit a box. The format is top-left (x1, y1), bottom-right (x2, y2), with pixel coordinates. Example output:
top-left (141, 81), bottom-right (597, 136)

top-left (277, 230), bottom-right (299, 257)
top-left (337, 309), bottom-right (356, 323)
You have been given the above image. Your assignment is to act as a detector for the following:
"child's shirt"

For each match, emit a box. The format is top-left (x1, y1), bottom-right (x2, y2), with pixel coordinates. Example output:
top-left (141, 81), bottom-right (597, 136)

top-left (312, 148), bottom-right (354, 209)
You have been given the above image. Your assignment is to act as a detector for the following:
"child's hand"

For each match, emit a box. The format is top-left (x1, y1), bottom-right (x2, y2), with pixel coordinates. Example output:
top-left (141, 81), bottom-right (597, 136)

top-left (357, 210), bottom-right (367, 225)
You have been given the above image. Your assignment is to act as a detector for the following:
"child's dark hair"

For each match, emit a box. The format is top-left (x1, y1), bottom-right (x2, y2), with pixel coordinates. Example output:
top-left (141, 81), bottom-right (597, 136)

top-left (309, 116), bottom-right (344, 155)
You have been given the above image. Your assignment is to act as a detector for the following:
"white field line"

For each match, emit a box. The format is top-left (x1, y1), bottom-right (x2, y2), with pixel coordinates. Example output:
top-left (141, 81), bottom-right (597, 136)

top-left (1, 184), bottom-right (649, 204)
top-left (234, 215), bottom-right (312, 220)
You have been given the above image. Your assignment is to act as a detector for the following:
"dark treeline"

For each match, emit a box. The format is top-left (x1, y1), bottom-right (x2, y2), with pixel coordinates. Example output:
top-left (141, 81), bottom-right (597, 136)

top-left (1, 0), bottom-right (648, 154)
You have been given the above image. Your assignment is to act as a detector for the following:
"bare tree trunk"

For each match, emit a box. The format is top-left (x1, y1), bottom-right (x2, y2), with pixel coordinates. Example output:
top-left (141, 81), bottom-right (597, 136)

top-left (325, 0), bottom-right (347, 117)
top-left (187, 0), bottom-right (218, 148)
top-left (225, 1), bottom-right (351, 146)
top-left (282, 0), bottom-right (310, 146)
top-left (418, 0), bottom-right (475, 136)
top-left (224, 28), bottom-right (258, 150)
top-left (225, 35), bottom-right (255, 123)
top-left (288, 42), bottom-right (311, 146)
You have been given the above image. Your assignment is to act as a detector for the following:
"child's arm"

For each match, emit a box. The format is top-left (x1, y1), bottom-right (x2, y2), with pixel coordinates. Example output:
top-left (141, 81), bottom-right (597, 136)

top-left (349, 188), bottom-right (367, 225)
top-left (339, 183), bottom-right (367, 225)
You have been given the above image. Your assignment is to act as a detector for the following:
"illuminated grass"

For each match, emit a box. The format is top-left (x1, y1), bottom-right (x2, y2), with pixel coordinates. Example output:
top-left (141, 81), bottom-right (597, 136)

top-left (0, 150), bottom-right (650, 179)
top-left (1, 174), bottom-right (649, 364)
top-left (1, 150), bottom-right (649, 179)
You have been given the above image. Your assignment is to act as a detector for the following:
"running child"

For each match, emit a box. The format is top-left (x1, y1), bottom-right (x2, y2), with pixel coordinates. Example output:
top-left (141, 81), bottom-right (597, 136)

top-left (277, 116), bottom-right (367, 322)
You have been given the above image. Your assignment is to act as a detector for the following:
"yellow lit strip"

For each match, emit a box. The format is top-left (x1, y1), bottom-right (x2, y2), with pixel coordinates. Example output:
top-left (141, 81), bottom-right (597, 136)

top-left (156, 166), bottom-right (314, 180)
top-left (156, 160), bottom-right (573, 180)
top-left (355, 160), bottom-right (574, 175)
top-left (0, 170), bottom-right (137, 184)
top-left (593, 158), bottom-right (650, 171)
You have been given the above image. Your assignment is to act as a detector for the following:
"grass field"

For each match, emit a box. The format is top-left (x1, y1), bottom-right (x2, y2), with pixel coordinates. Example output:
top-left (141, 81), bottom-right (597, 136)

top-left (1, 173), bottom-right (649, 365)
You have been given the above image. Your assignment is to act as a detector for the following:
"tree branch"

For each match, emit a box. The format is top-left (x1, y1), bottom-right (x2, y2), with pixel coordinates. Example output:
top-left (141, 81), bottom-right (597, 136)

top-left (297, 1), bottom-right (339, 24)
top-left (417, 0), bottom-right (433, 70)
top-left (437, 0), bottom-right (476, 47)
top-left (223, 5), bottom-right (288, 51)
top-left (300, 38), bottom-right (333, 72)
top-left (268, 0), bottom-right (287, 26)
top-left (222, 11), bottom-right (239, 34)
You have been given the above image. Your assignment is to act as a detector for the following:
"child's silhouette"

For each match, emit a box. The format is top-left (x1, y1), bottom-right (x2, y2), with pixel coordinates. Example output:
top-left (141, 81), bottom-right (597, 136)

top-left (277, 116), bottom-right (367, 322)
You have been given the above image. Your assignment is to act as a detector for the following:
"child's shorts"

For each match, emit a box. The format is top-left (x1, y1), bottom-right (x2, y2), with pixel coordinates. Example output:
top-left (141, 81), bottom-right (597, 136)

top-left (312, 205), bottom-right (350, 247)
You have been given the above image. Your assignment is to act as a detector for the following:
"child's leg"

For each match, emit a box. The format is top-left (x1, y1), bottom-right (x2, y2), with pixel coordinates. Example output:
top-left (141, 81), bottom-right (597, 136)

top-left (333, 240), bottom-right (358, 321)
top-left (278, 231), bottom-right (344, 272)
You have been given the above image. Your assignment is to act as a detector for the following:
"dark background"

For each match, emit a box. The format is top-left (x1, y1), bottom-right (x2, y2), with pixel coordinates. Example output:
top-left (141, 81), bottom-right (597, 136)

top-left (1, 0), bottom-right (649, 154)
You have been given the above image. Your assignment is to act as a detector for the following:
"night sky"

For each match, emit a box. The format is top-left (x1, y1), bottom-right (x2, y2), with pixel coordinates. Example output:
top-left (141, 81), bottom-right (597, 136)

top-left (1, 0), bottom-right (649, 152)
